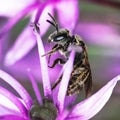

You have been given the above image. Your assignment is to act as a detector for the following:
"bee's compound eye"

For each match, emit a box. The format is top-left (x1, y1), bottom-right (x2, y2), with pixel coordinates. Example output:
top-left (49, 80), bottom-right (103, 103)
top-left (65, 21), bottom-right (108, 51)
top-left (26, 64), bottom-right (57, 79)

top-left (54, 33), bottom-right (67, 42)
top-left (55, 36), bottom-right (64, 41)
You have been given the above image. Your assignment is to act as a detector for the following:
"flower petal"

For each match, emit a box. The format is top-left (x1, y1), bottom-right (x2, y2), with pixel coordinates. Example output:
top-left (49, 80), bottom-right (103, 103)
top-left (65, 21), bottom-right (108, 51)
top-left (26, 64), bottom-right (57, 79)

top-left (56, 0), bottom-right (79, 31)
top-left (0, 3), bottom-right (38, 39)
top-left (0, 105), bottom-right (18, 116)
top-left (0, 115), bottom-right (27, 120)
top-left (57, 51), bottom-right (75, 112)
top-left (31, 3), bottom-right (54, 36)
top-left (0, 87), bottom-right (27, 117)
top-left (4, 26), bottom-right (36, 66)
top-left (0, 70), bottom-right (33, 109)
top-left (38, 3), bottom-right (54, 36)
top-left (4, 4), bottom-right (54, 66)
top-left (67, 75), bottom-right (120, 120)
top-left (0, 41), bottom-right (2, 60)
top-left (27, 69), bottom-right (42, 104)
top-left (0, 0), bottom-right (35, 17)
top-left (33, 26), bottom-right (51, 98)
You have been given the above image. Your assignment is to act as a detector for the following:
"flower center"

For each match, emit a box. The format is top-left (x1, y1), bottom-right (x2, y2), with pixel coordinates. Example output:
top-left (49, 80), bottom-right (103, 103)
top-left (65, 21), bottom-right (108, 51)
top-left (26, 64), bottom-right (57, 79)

top-left (29, 98), bottom-right (58, 120)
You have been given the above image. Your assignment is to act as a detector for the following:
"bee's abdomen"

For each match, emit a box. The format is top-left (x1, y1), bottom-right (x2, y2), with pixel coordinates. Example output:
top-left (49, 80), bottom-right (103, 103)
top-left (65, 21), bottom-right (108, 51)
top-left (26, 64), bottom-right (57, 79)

top-left (67, 66), bottom-right (89, 96)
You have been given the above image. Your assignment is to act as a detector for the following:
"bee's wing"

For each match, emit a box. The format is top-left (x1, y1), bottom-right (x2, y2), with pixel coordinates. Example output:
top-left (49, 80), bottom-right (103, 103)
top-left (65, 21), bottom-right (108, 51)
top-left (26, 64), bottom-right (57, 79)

top-left (84, 69), bottom-right (92, 97)
top-left (67, 67), bottom-right (92, 97)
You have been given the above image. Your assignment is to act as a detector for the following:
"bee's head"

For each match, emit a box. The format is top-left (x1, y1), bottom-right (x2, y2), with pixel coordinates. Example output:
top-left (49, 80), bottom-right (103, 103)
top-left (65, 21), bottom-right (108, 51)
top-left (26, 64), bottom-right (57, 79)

top-left (48, 29), bottom-right (71, 44)
top-left (46, 13), bottom-right (71, 44)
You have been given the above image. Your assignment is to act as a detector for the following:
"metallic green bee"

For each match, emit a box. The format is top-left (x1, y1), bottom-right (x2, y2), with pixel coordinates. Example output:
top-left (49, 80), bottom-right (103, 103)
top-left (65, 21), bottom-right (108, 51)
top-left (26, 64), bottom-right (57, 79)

top-left (42, 13), bottom-right (92, 97)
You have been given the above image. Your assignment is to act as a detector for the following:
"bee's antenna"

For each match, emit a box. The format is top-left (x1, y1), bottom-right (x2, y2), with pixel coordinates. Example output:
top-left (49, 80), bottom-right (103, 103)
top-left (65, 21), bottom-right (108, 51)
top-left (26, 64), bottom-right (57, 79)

top-left (46, 13), bottom-right (59, 32)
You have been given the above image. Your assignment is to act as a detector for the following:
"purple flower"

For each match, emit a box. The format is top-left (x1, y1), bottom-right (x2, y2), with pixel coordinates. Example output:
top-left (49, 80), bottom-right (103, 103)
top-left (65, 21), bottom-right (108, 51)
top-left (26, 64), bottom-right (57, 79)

top-left (0, 24), bottom-right (120, 120)
top-left (0, 0), bottom-right (78, 66)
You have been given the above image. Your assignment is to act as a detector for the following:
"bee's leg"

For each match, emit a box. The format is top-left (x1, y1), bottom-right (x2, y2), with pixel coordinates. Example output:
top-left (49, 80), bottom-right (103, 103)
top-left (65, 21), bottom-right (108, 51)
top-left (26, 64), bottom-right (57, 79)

top-left (48, 58), bottom-right (66, 68)
top-left (42, 44), bottom-right (61, 57)
top-left (48, 54), bottom-right (52, 64)
top-left (52, 75), bottom-right (62, 90)
top-left (47, 44), bottom-right (61, 64)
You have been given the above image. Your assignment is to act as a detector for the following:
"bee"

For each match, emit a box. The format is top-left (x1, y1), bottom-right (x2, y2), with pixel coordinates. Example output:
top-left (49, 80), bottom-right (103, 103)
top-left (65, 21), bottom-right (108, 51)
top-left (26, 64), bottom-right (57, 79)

top-left (42, 13), bottom-right (92, 97)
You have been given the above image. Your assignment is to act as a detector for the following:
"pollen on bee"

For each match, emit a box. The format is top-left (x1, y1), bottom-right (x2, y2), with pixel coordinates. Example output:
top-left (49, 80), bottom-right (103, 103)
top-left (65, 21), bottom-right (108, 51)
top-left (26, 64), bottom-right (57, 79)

top-left (67, 45), bottom-right (83, 53)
